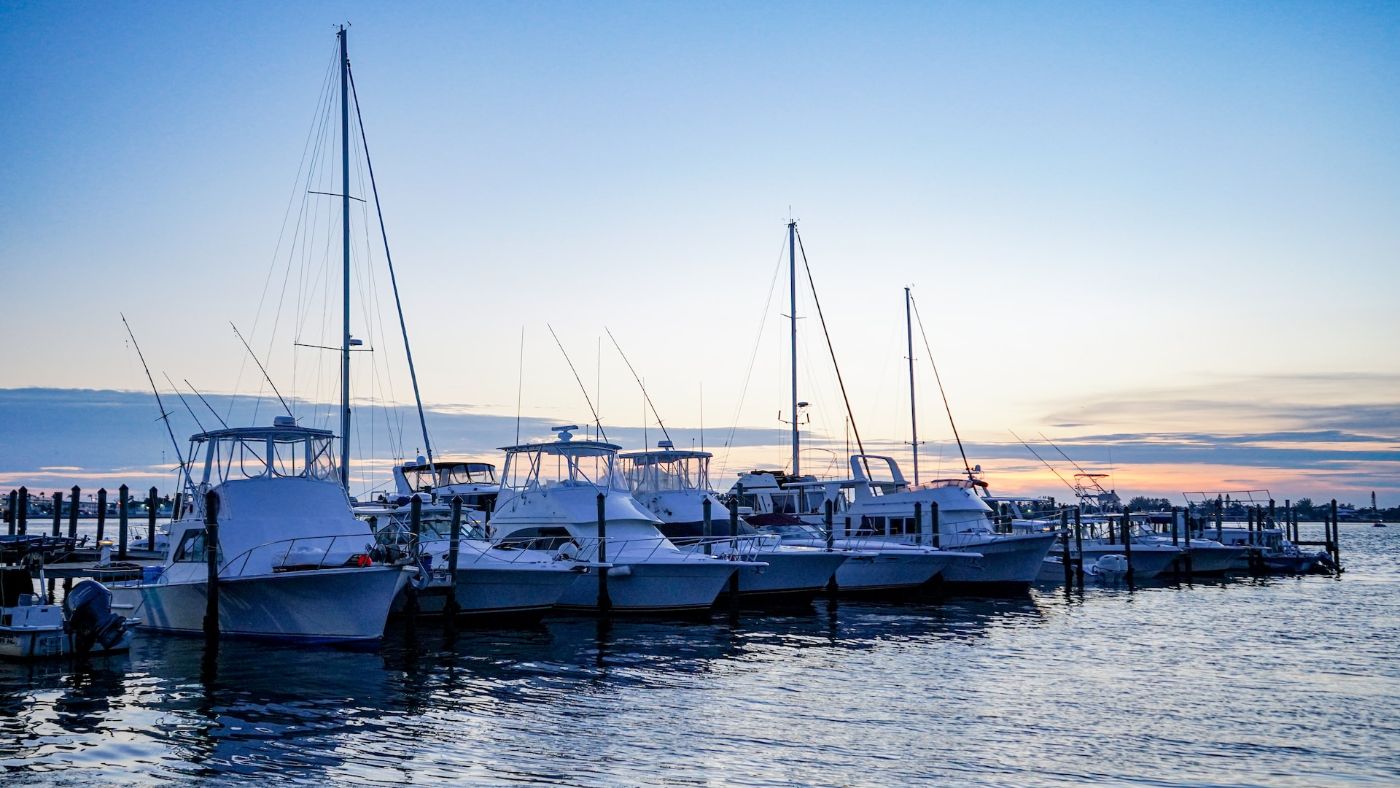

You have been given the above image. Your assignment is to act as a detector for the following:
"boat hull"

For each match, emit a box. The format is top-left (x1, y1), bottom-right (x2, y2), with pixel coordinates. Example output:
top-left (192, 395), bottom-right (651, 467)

top-left (729, 549), bottom-right (850, 604)
top-left (832, 551), bottom-right (949, 592)
top-left (399, 564), bottom-right (579, 617)
top-left (0, 627), bottom-right (133, 660)
top-left (938, 533), bottom-right (1058, 587)
top-left (113, 566), bottom-right (409, 643)
top-left (1177, 545), bottom-right (1247, 575)
top-left (1079, 545), bottom-right (1181, 580)
top-left (556, 560), bottom-right (738, 613)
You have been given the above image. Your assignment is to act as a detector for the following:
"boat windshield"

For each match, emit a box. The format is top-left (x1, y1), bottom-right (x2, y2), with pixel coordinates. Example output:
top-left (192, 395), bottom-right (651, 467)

top-left (502, 445), bottom-right (627, 493)
top-left (622, 454), bottom-right (709, 494)
top-left (198, 432), bottom-right (338, 485)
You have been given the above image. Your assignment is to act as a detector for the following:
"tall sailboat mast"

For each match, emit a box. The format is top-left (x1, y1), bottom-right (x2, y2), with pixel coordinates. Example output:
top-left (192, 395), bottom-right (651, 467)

top-left (788, 219), bottom-right (799, 477)
top-left (905, 287), bottom-right (919, 486)
top-left (338, 25), bottom-right (352, 490)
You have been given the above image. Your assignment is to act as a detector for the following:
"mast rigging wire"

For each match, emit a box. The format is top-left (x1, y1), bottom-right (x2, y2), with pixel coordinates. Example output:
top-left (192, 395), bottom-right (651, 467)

top-left (793, 227), bottom-right (869, 477)
top-left (908, 293), bottom-right (975, 481)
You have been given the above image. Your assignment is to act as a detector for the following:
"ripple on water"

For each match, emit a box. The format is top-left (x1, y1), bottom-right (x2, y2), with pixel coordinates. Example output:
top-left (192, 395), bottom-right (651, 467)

top-left (0, 525), bottom-right (1396, 784)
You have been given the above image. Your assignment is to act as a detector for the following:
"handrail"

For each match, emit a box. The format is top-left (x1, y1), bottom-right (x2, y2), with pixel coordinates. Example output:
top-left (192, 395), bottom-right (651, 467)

top-left (215, 531), bottom-right (401, 579)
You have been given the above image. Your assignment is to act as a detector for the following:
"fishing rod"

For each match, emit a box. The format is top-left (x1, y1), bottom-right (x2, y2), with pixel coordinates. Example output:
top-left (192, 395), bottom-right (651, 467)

top-left (230, 322), bottom-right (293, 418)
top-left (185, 379), bottom-right (229, 429)
top-left (1009, 429), bottom-right (1077, 496)
top-left (546, 323), bottom-right (607, 442)
top-left (163, 372), bottom-right (206, 433)
top-left (120, 314), bottom-right (188, 484)
top-left (604, 327), bottom-right (671, 445)
top-left (1038, 432), bottom-right (1108, 494)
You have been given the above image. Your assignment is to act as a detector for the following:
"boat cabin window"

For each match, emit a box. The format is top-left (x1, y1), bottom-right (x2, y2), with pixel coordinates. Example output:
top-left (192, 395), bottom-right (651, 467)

top-left (437, 463), bottom-right (496, 487)
top-left (200, 432), bottom-right (338, 484)
top-left (173, 530), bottom-right (223, 564)
top-left (499, 526), bottom-right (574, 551)
top-left (502, 446), bottom-right (626, 493)
top-left (770, 492), bottom-right (799, 515)
top-left (622, 455), bottom-right (709, 494)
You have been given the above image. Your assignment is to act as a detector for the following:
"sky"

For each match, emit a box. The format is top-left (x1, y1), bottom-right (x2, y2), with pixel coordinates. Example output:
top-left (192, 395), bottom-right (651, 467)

top-left (1, 1), bottom-right (1397, 503)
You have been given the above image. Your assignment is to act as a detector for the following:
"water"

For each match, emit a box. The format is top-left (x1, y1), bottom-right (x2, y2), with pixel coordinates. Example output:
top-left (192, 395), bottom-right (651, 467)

top-left (3, 524), bottom-right (1396, 785)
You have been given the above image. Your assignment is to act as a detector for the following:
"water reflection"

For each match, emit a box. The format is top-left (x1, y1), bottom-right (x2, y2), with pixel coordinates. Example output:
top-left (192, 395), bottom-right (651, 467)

top-left (0, 529), bottom-right (1394, 784)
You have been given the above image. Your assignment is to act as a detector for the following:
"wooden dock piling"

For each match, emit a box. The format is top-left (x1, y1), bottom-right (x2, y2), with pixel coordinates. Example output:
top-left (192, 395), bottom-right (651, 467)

top-left (727, 495), bottom-right (740, 605)
top-left (1073, 506), bottom-right (1084, 588)
top-left (5, 489), bottom-right (15, 535)
top-left (68, 486), bottom-right (79, 540)
top-left (147, 487), bottom-right (158, 551)
top-left (203, 491), bottom-right (220, 641)
top-left (914, 502), bottom-right (923, 547)
top-left (825, 502), bottom-right (838, 593)
top-left (17, 487), bottom-right (27, 535)
top-left (51, 491), bottom-right (63, 537)
top-left (1121, 505), bottom-right (1134, 582)
top-left (597, 493), bottom-right (611, 614)
top-left (702, 496), bottom-right (713, 555)
top-left (118, 484), bottom-right (130, 561)
top-left (1060, 509), bottom-right (1073, 587)
top-left (1330, 499), bottom-right (1341, 568)
top-left (446, 496), bottom-right (462, 617)
top-left (96, 488), bottom-right (107, 543)
top-left (930, 501), bottom-right (940, 549)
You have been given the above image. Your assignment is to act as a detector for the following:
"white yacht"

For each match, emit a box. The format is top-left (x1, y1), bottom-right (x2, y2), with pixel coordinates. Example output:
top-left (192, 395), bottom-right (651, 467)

top-left (489, 427), bottom-right (756, 613)
top-left (619, 443), bottom-right (849, 604)
top-left (730, 470), bottom-right (971, 593)
top-left (789, 456), bottom-right (1059, 589)
top-left (356, 494), bottom-right (580, 618)
top-left (111, 419), bottom-right (411, 643)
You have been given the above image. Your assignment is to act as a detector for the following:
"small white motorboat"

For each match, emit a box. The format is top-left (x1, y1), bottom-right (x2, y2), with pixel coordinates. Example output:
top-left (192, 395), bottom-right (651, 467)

top-left (1, 568), bottom-right (134, 660)
top-left (1084, 554), bottom-right (1130, 584)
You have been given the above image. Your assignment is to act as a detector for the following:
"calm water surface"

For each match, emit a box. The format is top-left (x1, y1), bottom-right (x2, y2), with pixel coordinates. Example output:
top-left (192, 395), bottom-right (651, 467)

top-left (2, 524), bottom-right (1396, 786)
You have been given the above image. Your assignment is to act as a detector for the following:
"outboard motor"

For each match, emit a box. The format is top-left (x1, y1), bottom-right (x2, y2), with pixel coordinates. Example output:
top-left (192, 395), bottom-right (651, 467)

top-left (63, 580), bottom-right (128, 654)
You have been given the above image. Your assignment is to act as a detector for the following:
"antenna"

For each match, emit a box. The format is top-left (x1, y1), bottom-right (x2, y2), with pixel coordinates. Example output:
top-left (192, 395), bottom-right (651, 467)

top-left (514, 326), bottom-right (525, 445)
top-left (547, 323), bottom-right (606, 441)
top-left (120, 314), bottom-right (188, 486)
top-left (604, 326), bottom-right (671, 444)
top-left (1009, 429), bottom-right (1077, 495)
top-left (230, 322), bottom-right (293, 418)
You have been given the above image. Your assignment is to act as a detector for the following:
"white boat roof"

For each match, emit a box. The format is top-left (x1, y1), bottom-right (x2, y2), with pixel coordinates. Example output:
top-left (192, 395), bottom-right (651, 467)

top-left (191, 423), bottom-right (334, 441)
top-left (498, 438), bottom-right (621, 454)
top-left (619, 448), bottom-right (713, 462)
top-left (400, 458), bottom-right (496, 471)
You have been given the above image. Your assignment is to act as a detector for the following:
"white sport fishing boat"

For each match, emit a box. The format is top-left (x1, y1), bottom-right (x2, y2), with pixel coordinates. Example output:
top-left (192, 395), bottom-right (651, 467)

top-left (489, 427), bottom-right (756, 613)
top-left (356, 465), bottom-right (581, 618)
top-left (731, 471), bottom-right (971, 593)
top-left (792, 457), bottom-right (1058, 589)
top-left (111, 420), bottom-right (412, 643)
top-left (620, 443), bottom-right (849, 605)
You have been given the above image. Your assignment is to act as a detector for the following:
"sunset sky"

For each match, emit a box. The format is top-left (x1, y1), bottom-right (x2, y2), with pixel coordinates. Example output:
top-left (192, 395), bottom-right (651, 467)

top-left (1, 2), bottom-right (1397, 503)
